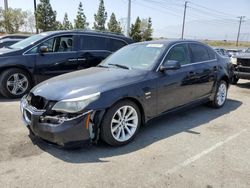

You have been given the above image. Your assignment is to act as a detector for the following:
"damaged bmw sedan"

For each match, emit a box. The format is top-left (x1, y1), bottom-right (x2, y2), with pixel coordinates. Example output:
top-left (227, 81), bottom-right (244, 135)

top-left (20, 40), bottom-right (232, 147)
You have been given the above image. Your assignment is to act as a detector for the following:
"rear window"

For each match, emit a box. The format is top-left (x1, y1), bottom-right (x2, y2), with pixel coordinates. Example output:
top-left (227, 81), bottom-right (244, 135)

top-left (109, 39), bottom-right (127, 52)
top-left (80, 35), bottom-right (107, 50)
top-left (189, 43), bottom-right (210, 63)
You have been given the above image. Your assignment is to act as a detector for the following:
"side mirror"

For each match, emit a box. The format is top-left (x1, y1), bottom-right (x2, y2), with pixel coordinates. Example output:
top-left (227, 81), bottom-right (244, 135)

top-left (160, 60), bottom-right (181, 71)
top-left (39, 46), bottom-right (49, 54)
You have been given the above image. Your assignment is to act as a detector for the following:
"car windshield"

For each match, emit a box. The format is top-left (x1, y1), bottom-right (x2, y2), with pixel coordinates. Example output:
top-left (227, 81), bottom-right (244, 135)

top-left (101, 43), bottom-right (165, 70)
top-left (10, 33), bottom-right (48, 49)
top-left (245, 48), bottom-right (250, 53)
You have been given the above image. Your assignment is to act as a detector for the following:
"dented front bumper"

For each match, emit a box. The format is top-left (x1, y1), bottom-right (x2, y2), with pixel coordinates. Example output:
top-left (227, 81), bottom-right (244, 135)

top-left (20, 97), bottom-right (92, 147)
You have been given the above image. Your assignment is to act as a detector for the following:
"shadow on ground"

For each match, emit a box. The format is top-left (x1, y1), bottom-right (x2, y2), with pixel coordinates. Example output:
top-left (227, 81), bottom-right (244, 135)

top-left (0, 95), bottom-right (20, 103)
top-left (236, 81), bottom-right (250, 89)
top-left (32, 99), bottom-right (242, 163)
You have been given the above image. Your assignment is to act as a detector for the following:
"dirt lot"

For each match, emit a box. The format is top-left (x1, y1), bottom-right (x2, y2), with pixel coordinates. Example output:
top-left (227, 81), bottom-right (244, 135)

top-left (0, 80), bottom-right (250, 188)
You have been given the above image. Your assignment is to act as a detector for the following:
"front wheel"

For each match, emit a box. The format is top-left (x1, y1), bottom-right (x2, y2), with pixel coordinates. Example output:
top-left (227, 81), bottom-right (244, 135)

top-left (101, 100), bottom-right (141, 146)
top-left (209, 80), bottom-right (228, 108)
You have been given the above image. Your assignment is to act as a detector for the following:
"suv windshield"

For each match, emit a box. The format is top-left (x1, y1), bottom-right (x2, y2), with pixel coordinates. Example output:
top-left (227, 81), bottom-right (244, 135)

top-left (101, 43), bottom-right (165, 70)
top-left (10, 33), bottom-right (48, 49)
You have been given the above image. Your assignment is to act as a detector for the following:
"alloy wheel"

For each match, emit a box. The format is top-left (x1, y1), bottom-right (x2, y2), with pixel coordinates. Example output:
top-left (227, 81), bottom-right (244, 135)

top-left (6, 73), bottom-right (29, 96)
top-left (111, 105), bottom-right (139, 142)
top-left (216, 83), bottom-right (227, 106)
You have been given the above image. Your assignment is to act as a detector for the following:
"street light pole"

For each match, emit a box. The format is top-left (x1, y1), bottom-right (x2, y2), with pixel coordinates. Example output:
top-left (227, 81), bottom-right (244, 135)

top-left (127, 0), bottom-right (131, 37)
top-left (181, 1), bottom-right (188, 39)
top-left (34, 0), bottom-right (39, 34)
top-left (4, 0), bottom-right (8, 10)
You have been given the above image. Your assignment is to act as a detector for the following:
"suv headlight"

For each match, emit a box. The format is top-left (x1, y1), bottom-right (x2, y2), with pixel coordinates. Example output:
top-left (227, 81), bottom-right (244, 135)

top-left (52, 92), bottom-right (100, 113)
top-left (231, 57), bottom-right (237, 65)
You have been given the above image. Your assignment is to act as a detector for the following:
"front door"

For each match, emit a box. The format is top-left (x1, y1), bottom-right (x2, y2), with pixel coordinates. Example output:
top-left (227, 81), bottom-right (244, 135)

top-left (156, 43), bottom-right (197, 114)
top-left (34, 35), bottom-right (78, 83)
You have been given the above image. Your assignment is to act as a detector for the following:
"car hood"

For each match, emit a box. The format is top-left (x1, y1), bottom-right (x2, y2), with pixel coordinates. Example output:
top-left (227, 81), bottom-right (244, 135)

top-left (31, 67), bottom-right (147, 101)
top-left (234, 53), bottom-right (250, 59)
top-left (0, 47), bottom-right (21, 57)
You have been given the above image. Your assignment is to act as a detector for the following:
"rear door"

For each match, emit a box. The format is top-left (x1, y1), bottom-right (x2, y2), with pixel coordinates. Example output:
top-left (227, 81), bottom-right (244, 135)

top-left (188, 43), bottom-right (218, 99)
top-left (33, 35), bottom-right (78, 82)
top-left (77, 35), bottom-right (111, 69)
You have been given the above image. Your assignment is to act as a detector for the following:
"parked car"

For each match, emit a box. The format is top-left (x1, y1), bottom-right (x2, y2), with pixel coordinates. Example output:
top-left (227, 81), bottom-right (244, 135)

top-left (0, 34), bottom-right (30, 40)
top-left (0, 38), bottom-right (22, 48)
top-left (214, 48), bottom-right (230, 57)
top-left (226, 49), bottom-right (242, 57)
top-left (231, 48), bottom-right (250, 84)
top-left (20, 40), bottom-right (232, 147)
top-left (0, 30), bottom-right (133, 98)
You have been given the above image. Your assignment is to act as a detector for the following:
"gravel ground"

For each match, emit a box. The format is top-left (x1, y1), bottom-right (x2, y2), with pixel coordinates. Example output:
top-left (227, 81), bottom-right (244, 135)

top-left (0, 80), bottom-right (249, 188)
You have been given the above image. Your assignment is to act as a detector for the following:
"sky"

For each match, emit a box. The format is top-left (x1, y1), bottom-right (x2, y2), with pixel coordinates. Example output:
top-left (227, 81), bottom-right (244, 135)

top-left (0, 0), bottom-right (250, 41)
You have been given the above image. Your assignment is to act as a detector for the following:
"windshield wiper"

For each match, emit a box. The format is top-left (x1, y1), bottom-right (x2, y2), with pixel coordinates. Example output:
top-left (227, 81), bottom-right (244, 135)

top-left (108, 63), bottom-right (130, 70)
top-left (97, 64), bottom-right (109, 68)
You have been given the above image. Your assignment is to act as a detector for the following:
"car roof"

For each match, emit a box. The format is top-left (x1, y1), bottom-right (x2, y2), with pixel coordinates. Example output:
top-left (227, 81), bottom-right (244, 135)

top-left (41, 30), bottom-right (134, 43)
top-left (133, 39), bottom-right (208, 46)
top-left (0, 38), bottom-right (22, 43)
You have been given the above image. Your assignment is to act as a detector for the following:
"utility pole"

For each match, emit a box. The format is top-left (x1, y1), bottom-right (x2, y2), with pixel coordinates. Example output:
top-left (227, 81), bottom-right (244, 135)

top-left (127, 0), bottom-right (131, 37)
top-left (236, 16), bottom-right (245, 46)
top-left (181, 1), bottom-right (188, 39)
top-left (4, 0), bottom-right (8, 10)
top-left (34, 0), bottom-right (39, 34)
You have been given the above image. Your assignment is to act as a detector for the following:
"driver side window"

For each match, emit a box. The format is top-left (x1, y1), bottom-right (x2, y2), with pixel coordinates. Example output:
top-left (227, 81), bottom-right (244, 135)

top-left (27, 35), bottom-right (74, 54)
top-left (164, 44), bottom-right (190, 65)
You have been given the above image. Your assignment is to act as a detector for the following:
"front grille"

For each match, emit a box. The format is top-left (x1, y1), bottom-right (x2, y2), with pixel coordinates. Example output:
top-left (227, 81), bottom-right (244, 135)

top-left (237, 58), bottom-right (250, 67)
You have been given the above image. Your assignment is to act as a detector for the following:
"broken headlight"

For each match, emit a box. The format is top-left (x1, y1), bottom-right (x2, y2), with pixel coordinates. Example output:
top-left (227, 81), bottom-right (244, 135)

top-left (52, 92), bottom-right (100, 113)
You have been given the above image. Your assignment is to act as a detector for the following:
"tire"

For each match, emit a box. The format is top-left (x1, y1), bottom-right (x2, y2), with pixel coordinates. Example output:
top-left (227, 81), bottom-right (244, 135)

top-left (209, 80), bottom-right (228, 108)
top-left (0, 68), bottom-right (32, 98)
top-left (100, 100), bottom-right (141, 146)
top-left (231, 76), bottom-right (239, 85)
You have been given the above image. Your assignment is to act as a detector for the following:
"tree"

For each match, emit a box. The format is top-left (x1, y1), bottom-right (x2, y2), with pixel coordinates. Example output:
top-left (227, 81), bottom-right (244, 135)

top-left (107, 13), bottom-right (122, 33)
top-left (142, 17), bottom-right (153, 41)
top-left (36, 0), bottom-right (57, 32)
top-left (22, 10), bottom-right (36, 33)
top-left (62, 13), bottom-right (72, 30)
top-left (93, 0), bottom-right (107, 31)
top-left (0, 8), bottom-right (26, 33)
top-left (74, 2), bottom-right (88, 29)
top-left (130, 17), bottom-right (142, 42)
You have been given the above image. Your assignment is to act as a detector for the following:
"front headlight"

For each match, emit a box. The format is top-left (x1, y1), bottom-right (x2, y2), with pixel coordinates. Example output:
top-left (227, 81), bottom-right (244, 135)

top-left (231, 57), bottom-right (237, 65)
top-left (52, 92), bottom-right (100, 113)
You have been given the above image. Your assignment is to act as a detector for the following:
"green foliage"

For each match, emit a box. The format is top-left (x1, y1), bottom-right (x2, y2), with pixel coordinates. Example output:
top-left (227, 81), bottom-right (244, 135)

top-left (130, 17), bottom-right (153, 42)
top-left (0, 8), bottom-right (26, 33)
top-left (130, 17), bottom-right (142, 42)
top-left (93, 0), bottom-right (107, 31)
top-left (107, 13), bottom-right (122, 34)
top-left (74, 2), bottom-right (88, 29)
top-left (142, 17), bottom-right (153, 41)
top-left (36, 0), bottom-right (57, 32)
top-left (62, 13), bottom-right (72, 30)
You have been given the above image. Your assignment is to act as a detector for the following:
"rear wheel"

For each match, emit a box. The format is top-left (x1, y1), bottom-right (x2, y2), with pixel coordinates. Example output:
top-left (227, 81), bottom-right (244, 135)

top-left (0, 68), bottom-right (32, 98)
top-left (209, 80), bottom-right (228, 108)
top-left (101, 100), bottom-right (141, 146)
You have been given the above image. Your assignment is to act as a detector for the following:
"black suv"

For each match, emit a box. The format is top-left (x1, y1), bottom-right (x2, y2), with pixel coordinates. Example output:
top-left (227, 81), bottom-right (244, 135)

top-left (231, 48), bottom-right (250, 84)
top-left (0, 30), bottom-right (133, 98)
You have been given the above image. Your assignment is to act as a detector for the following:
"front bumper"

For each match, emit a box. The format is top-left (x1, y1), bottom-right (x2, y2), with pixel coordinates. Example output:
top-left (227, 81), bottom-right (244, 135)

top-left (234, 71), bottom-right (250, 80)
top-left (20, 97), bottom-right (91, 147)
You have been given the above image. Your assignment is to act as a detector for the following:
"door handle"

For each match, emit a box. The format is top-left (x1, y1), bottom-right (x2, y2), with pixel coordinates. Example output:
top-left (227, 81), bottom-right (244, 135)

top-left (77, 58), bottom-right (87, 61)
top-left (189, 71), bottom-right (196, 76)
top-left (68, 58), bottom-right (77, 62)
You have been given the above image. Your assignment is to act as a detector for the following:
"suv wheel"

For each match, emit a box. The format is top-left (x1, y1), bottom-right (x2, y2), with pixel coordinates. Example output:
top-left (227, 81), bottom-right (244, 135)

top-left (0, 68), bottom-right (31, 98)
top-left (101, 100), bottom-right (141, 146)
top-left (209, 80), bottom-right (228, 108)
